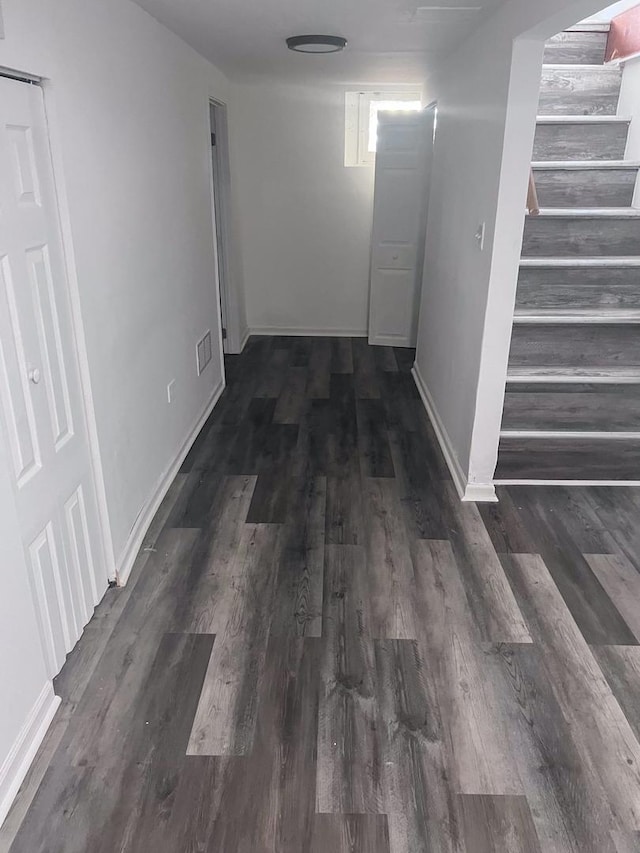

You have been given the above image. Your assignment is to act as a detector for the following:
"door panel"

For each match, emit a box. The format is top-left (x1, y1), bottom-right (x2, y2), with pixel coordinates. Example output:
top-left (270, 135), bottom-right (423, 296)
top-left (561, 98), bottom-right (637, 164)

top-left (28, 521), bottom-right (70, 675)
top-left (0, 76), bottom-right (105, 677)
top-left (369, 269), bottom-right (415, 343)
top-left (368, 109), bottom-right (435, 348)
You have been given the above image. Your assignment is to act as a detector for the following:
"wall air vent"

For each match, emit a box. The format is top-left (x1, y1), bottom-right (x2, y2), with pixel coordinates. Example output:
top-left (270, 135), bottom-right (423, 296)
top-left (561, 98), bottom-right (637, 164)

top-left (196, 330), bottom-right (213, 376)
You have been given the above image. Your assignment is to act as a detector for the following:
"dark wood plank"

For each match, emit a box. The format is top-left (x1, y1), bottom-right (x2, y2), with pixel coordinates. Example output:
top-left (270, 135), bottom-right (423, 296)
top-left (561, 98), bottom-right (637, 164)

top-left (496, 436), bottom-right (640, 482)
top-left (522, 215), bottom-right (640, 258)
top-left (331, 336), bottom-right (354, 374)
top-left (254, 345), bottom-right (290, 397)
top-left (273, 365), bottom-right (308, 424)
top-left (591, 646), bottom-right (640, 744)
top-left (538, 66), bottom-right (622, 116)
top-left (534, 165), bottom-right (637, 208)
top-left (478, 487), bottom-right (538, 555)
top-left (356, 399), bottom-right (395, 478)
top-left (490, 640), bottom-right (619, 852)
top-left (497, 490), bottom-right (637, 646)
top-left (92, 632), bottom-right (215, 853)
top-left (543, 30), bottom-right (608, 65)
top-left (270, 475), bottom-right (326, 638)
top-left (585, 554), bottom-right (640, 642)
top-left (516, 263), bottom-right (640, 313)
top-left (533, 119), bottom-right (629, 161)
top-left (441, 482), bottom-right (532, 643)
top-left (188, 524), bottom-right (281, 755)
top-left (374, 638), bottom-right (459, 851)
top-left (306, 338), bottom-right (331, 398)
top-left (310, 814), bottom-right (390, 853)
top-left (459, 794), bottom-right (542, 853)
top-left (352, 336), bottom-right (381, 399)
top-left (502, 383), bottom-right (640, 433)
top-left (412, 539), bottom-right (524, 796)
top-left (325, 472), bottom-right (365, 545)
top-left (612, 830), bottom-right (640, 852)
top-left (317, 544), bottom-right (381, 814)
top-left (387, 427), bottom-right (450, 541)
top-left (373, 345), bottom-right (399, 372)
top-left (504, 554), bottom-right (640, 829)
top-left (362, 478), bottom-right (418, 640)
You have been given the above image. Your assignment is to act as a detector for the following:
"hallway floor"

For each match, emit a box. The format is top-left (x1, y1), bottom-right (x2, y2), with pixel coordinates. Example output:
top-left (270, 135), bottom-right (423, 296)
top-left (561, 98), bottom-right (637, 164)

top-left (4, 336), bottom-right (640, 852)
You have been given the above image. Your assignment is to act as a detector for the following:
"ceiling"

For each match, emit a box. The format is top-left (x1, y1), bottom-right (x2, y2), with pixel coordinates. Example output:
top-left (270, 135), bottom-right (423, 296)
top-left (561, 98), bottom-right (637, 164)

top-left (132, 0), bottom-right (507, 85)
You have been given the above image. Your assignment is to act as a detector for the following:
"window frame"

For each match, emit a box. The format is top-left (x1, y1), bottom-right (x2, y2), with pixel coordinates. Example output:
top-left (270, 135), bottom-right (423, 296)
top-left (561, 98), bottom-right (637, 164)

top-left (345, 89), bottom-right (423, 167)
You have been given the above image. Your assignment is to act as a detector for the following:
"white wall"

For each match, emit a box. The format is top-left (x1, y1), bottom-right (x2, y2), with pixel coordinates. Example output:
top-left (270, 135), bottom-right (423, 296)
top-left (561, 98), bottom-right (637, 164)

top-left (619, 55), bottom-right (640, 177)
top-left (0, 0), bottom-right (233, 568)
top-left (582, 0), bottom-right (640, 22)
top-left (229, 82), bottom-right (375, 336)
top-left (0, 0), bottom-right (236, 821)
top-left (414, 0), bottom-right (610, 499)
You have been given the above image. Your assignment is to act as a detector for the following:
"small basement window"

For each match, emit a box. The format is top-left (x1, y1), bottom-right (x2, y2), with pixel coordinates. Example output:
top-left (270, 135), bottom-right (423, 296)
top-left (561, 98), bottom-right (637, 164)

top-left (345, 90), bottom-right (423, 167)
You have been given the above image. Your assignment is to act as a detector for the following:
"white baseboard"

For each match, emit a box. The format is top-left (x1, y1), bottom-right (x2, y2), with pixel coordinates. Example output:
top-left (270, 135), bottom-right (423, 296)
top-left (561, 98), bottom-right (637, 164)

top-left (411, 364), bottom-right (497, 503)
top-left (496, 479), bottom-right (640, 487)
top-left (0, 682), bottom-right (60, 829)
top-left (116, 378), bottom-right (225, 585)
top-left (249, 326), bottom-right (368, 338)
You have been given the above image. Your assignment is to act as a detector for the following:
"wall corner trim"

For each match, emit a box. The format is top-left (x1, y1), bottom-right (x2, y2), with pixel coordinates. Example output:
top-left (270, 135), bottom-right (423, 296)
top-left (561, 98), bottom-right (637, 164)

top-left (238, 326), bottom-right (251, 353)
top-left (0, 682), bottom-right (60, 828)
top-left (115, 377), bottom-right (225, 585)
top-left (411, 364), bottom-right (497, 504)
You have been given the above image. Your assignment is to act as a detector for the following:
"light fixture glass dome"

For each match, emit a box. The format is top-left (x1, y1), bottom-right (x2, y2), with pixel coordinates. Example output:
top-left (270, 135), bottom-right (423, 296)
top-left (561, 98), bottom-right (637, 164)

top-left (286, 35), bottom-right (347, 54)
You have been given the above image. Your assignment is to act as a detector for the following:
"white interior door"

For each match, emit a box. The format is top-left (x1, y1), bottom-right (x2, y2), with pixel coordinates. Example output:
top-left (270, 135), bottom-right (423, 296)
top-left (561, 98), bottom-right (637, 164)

top-left (0, 76), bottom-right (106, 677)
top-left (368, 108), bottom-right (435, 348)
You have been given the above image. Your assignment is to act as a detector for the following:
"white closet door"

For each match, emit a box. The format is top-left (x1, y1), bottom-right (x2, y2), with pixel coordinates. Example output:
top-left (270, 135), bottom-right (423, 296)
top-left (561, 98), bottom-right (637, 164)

top-left (0, 76), bottom-right (106, 676)
top-left (368, 109), bottom-right (435, 348)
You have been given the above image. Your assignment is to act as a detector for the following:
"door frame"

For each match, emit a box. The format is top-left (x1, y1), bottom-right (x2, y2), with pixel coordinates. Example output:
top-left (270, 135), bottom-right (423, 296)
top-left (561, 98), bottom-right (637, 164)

top-left (368, 105), bottom-right (436, 348)
top-left (0, 66), bottom-right (115, 581)
top-left (208, 98), bottom-right (241, 354)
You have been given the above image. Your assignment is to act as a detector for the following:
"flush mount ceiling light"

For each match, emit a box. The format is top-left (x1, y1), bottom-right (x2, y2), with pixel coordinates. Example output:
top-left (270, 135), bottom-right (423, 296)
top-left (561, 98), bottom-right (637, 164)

top-left (286, 35), bottom-right (347, 54)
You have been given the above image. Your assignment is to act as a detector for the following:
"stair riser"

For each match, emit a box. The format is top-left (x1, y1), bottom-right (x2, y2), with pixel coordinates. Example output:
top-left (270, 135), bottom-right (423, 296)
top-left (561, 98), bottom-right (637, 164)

top-left (502, 383), bottom-right (640, 431)
top-left (543, 31), bottom-right (608, 65)
top-left (538, 67), bottom-right (622, 116)
top-left (517, 267), bottom-right (640, 312)
top-left (533, 169), bottom-right (638, 208)
top-left (523, 218), bottom-right (640, 257)
top-left (496, 437), bottom-right (640, 480)
top-left (509, 323), bottom-right (640, 370)
top-left (533, 122), bottom-right (629, 161)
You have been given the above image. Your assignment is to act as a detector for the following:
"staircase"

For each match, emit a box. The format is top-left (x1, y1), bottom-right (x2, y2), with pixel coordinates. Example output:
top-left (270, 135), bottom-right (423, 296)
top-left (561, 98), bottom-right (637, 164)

top-left (495, 22), bottom-right (640, 483)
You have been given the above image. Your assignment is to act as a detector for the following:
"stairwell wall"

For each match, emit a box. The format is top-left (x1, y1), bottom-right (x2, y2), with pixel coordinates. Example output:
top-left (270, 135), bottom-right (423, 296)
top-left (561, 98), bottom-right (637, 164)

top-left (414, 0), bottom-right (613, 499)
top-left (618, 56), bottom-right (640, 205)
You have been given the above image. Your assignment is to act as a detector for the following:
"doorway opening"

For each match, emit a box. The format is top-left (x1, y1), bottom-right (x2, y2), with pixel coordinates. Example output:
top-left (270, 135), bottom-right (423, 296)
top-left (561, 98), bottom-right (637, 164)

top-left (368, 102), bottom-right (437, 348)
top-left (208, 100), bottom-right (234, 354)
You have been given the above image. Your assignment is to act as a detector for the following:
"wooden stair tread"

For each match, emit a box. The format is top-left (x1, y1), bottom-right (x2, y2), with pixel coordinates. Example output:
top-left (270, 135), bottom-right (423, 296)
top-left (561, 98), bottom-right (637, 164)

top-left (495, 435), bottom-right (640, 482)
top-left (514, 310), bottom-right (640, 324)
top-left (532, 208), bottom-right (640, 218)
top-left (501, 430), bottom-right (640, 438)
top-left (520, 257), bottom-right (640, 267)
top-left (566, 22), bottom-right (611, 33)
top-left (536, 115), bottom-right (631, 124)
top-left (542, 63), bottom-right (620, 70)
top-left (508, 366), bottom-right (640, 382)
top-left (532, 161), bottom-right (640, 170)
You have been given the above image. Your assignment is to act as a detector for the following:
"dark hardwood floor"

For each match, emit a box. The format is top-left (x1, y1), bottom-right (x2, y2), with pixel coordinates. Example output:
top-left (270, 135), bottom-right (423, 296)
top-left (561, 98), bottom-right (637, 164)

top-left (4, 335), bottom-right (640, 852)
